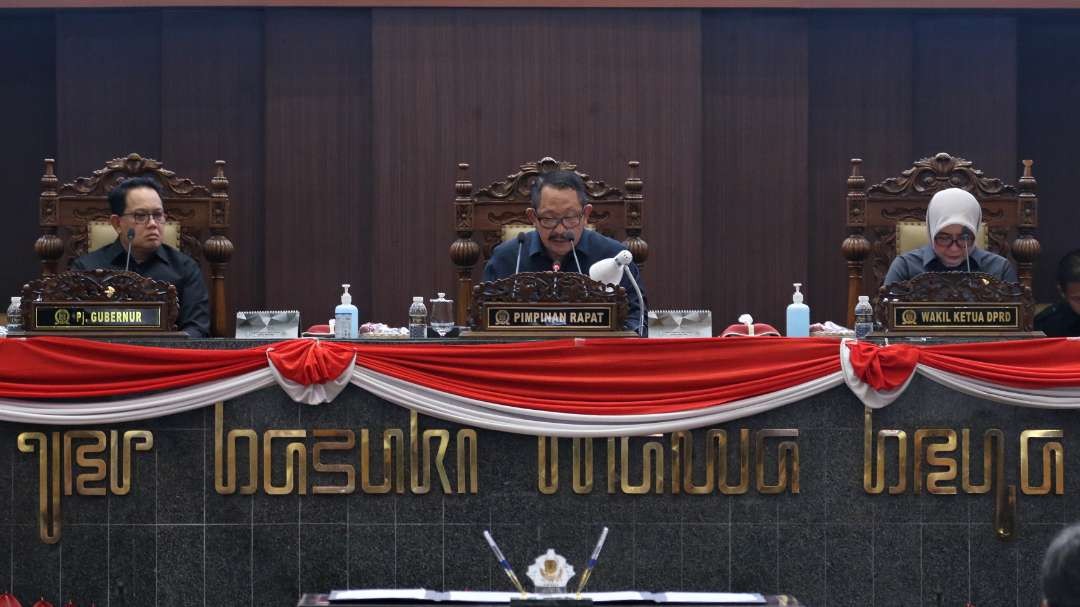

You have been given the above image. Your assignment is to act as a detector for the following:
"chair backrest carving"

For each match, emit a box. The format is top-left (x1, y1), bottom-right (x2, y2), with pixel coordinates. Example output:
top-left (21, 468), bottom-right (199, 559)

top-left (34, 153), bottom-right (233, 336)
top-left (841, 152), bottom-right (1039, 326)
top-left (450, 156), bottom-right (647, 325)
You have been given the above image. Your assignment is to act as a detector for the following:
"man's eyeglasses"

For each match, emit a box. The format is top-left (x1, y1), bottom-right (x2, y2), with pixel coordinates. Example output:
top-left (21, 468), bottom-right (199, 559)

top-left (123, 210), bottom-right (166, 224)
top-left (536, 213), bottom-right (584, 230)
top-left (933, 232), bottom-right (975, 248)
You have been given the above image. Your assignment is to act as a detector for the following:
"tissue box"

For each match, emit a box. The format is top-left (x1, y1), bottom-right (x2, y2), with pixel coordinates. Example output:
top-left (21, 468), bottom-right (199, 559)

top-left (648, 309), bottom-right (712, 338)
top-left (235, 310), bottom-right (300, 339)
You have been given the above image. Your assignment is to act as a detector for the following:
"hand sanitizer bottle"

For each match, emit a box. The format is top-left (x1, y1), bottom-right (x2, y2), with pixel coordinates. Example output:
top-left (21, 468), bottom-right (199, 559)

top-left (786, 282), bottom-right (810, 337)
top-left (334, 283), bottom-right (359, 338)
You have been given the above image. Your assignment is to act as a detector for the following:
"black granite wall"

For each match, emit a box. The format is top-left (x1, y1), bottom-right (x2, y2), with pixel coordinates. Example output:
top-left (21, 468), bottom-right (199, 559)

top-left (1, 375), bottom-right (1075, 607)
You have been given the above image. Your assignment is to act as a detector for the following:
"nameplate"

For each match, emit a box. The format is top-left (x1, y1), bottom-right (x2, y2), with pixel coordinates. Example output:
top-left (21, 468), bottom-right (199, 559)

top-left (482, 303), bottom-right (616, 331)
top-left (887, 301), bottom-right (1021, 332)
top-left (32, 302), bottom-right (166, 331)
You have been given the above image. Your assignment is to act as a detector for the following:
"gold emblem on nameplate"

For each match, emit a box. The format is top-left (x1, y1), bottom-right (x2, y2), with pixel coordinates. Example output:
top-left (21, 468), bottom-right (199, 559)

top-left (105, 286), bottom-right (116, 298)
top-left (54, 309), bottom-right (70, 326)
top-left (901, 309), bottom-right (917, 326)
top-left (494, 309), bottom-right (511, 326)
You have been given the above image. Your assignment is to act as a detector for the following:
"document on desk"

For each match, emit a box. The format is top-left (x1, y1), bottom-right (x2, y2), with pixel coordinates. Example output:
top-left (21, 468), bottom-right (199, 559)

top-left (655, 592), bottom-right (765, 604)
top-left (330, 589), bottom-right (436, 602)
top-left (330, 590), bottom-right (764, 604)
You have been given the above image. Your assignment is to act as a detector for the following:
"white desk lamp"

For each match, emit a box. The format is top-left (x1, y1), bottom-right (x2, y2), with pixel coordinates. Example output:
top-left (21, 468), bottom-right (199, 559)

top-left (588, 250), bottom-right (645, 336)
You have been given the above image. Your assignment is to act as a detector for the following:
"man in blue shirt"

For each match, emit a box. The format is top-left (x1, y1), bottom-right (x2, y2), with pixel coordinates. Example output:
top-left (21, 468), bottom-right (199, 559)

top-left (71, 177), bottom-right (210, 337)
top-left (482, 170), bottom-right (647, 335)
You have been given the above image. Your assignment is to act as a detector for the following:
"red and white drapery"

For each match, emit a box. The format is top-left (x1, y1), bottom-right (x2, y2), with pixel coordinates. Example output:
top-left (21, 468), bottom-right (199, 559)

top-left (0, 336), bottom-right (1078, 436)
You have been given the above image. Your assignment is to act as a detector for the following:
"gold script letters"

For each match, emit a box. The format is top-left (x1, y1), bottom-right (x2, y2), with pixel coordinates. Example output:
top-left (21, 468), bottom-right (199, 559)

top-left (17, 430), bottom-right (153, 544)
top-left (213, 403), bottom-right (478, 496)
top-left (538, 428), bottom-right (799, 495)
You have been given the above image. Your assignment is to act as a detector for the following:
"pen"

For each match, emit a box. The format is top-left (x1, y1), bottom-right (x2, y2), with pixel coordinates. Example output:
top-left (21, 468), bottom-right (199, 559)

top-left (575, 526), bottom-right (609, 598)
top-left (483, 530), bottom-right (528, 597)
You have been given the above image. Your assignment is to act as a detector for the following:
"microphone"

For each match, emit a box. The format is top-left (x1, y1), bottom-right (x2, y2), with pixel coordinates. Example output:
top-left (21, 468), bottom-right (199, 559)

top-left (589, 251), bottom-right (644, 336)
top-left (963, 237), bottom-right (971, 273)
top-left (567, 232), bottom-right (583, 273)
top-left (513, 232), bottom-right (526, 274)
top-left (124, 227), bottom-right (135, 272)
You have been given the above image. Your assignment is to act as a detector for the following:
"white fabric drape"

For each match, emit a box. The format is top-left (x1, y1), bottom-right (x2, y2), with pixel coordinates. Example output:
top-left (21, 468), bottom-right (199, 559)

top-left (349, 365), bottom-right (845, 437)
top-left (0, 369), bottom-right (275, 424)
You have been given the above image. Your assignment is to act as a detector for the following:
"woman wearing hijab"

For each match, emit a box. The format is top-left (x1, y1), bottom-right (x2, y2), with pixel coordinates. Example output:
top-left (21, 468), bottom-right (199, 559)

top-left (884, 187), bottom-right (1018, 285)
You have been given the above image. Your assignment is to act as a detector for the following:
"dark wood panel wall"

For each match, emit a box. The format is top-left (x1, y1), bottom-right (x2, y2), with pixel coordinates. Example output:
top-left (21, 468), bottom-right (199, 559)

top-left (1, 8), bottom-right (1077, 331)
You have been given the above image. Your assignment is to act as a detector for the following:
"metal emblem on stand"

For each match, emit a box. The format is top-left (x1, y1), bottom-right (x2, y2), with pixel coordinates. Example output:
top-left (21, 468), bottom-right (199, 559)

top-left (526, 549), bottom-right (575, 594)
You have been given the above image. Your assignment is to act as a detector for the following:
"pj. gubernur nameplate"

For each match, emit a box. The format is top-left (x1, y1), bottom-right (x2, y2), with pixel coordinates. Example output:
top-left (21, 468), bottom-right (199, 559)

top-left (34, 303), bottom-right (164, 330)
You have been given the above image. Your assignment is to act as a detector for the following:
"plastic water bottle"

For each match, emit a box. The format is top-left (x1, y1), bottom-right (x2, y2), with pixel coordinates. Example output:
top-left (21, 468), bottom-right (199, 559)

top-left (408, 296), bottom-right (427, 339)
top-left (854, 295), bottom-right (874, 340)
top-left (5, 296), bottom-right (22, 332)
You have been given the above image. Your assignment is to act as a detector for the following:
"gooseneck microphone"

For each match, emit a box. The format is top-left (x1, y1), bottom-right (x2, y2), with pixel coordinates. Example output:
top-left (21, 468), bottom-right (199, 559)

top-left (123, 228), bottom-right (135, 272)
top-left (513, 232), bottom-right (526, 274)
top-left (963, 238), bottom-right (971, 273)
top-left (566, 232), bottom-right (582, 273)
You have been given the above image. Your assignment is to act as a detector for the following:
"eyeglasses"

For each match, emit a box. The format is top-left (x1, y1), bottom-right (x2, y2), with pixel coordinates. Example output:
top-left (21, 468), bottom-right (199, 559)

top-left (123, 210), bottom-right (166, 224)
top-left (536, 213), bottom-right (584, 230)
top-left (933, 232), bottom-right (975, 248)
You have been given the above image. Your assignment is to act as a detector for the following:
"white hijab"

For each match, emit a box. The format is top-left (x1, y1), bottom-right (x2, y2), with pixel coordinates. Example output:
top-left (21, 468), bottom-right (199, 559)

top-left (926, 188), bottom-right (981, 243)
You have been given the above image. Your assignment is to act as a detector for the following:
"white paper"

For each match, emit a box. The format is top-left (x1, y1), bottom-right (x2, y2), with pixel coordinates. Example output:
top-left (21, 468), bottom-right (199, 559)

top-left (442, 591), bottom-right (517, 603)
top-left (330, 589), bottom-right (435, 602)
top-left (654, 592), bottom-right (766, 604)
top-left (328, 589), bottom-right (766, 605)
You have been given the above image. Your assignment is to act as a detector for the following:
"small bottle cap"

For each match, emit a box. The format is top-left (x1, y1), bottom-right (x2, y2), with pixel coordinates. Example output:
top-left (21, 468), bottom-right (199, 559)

top-left (413, 296), bottom-right (424, 302)
top-left (791, 283), bottom-right (804, 304)
top-left (10, 296), bottom-right (19, 303)
top-left (858, 295), bottom-right (870, 303)
top-left (340, 283), bottom-right (352, 305)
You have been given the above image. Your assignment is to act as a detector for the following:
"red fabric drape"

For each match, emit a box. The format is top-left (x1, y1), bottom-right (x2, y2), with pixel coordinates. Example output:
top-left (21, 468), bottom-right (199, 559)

top-left (0, 337), bottom-right (270, 397)
top-left (343, 337), bottom-right (842, 414)
top-left (845, 340), bottom-right (920, 391)
top-left (846, 337), bottom-right (1080, 391)
top-left (5, 336), bottom-right (1080, 412)
top-left (0, 336), bottom-right (842, 413)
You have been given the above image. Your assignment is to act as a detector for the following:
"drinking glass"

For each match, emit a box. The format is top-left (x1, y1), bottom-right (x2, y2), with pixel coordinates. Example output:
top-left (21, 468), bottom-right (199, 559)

top-left (430, 292), bottom-right (455, 337)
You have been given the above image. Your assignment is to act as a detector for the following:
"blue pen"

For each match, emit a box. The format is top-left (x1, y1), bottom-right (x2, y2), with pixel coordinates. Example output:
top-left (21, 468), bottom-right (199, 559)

top-left (575, 526), bottom-right (609, 598)
top-left (483, 530), bottom-right (528, 596)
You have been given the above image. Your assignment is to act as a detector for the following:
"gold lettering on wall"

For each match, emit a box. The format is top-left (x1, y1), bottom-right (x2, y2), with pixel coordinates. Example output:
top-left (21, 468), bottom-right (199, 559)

top-left (863, 409), bottom-right (908, 495)
top-left (212, 403), bottom-right (477, 496)
top-left (214, 402), bottom-right (257, 495)
top-left (1020, 430), bottom-right (1064, 495)
top-left (538, 436), bottom-right (558, 495)
top-left (360, 428), bottom-right (404, 493)
top-left (914, 429), bottom-right (958, 495)
top-left (861, 409), bottom-right (1066, 540)
top-left (312, 429), bottom-right (355, 494)
top-left (755, 429), bottom-right (799, 494)
top-left (572, 438), bottom-right (593, 494)
top-left (18, 429), bottom-right (153, 544)
top-left (538, 427), bottom-right (792, 495)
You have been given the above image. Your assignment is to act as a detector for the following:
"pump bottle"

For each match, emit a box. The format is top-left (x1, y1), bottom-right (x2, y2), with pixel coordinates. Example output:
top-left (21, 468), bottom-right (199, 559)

top-left (334, 283), bottom-right (359, 338)
top-left (786, 282), bottom-right (810, 337)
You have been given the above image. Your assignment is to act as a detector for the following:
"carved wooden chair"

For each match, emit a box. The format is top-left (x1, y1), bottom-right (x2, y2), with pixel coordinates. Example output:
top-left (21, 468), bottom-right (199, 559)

top-left (34, 153), bottom-right (234, 336)
top-left (450, 156), bottom-right (647, 326)
top-left (841, 152), bottom-right (1039, 326)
